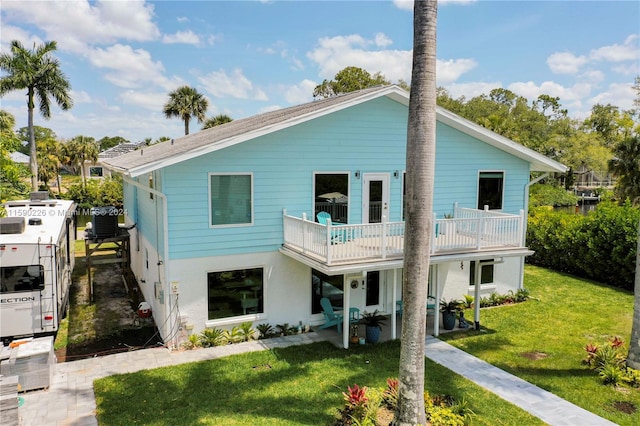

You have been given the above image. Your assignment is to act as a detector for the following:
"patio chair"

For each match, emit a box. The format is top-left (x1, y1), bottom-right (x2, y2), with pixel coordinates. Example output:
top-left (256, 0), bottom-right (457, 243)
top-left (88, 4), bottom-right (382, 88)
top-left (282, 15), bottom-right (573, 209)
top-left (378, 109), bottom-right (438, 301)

top-left (396, 297), bottom-right (437, 316)
top-left (316, 212), bottom-right (345, 243)
top-left (319, 297), bottom-right (344, 333)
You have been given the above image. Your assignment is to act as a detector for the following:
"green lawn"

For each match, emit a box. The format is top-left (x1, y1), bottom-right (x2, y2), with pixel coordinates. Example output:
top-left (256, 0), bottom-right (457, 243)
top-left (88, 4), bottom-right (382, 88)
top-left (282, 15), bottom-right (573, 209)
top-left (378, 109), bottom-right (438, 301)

top-left (94, 341), bottom-right (542, 425)
top-left (441, 265), bottom-right (638, 425)
top-left (94, 265), bottom-right (638, 425)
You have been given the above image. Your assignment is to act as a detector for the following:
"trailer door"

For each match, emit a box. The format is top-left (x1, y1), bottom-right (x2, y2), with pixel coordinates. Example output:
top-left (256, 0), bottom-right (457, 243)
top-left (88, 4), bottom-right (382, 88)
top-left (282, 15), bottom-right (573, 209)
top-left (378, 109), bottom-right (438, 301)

top-left (0, 264), bottom-right (47, 338)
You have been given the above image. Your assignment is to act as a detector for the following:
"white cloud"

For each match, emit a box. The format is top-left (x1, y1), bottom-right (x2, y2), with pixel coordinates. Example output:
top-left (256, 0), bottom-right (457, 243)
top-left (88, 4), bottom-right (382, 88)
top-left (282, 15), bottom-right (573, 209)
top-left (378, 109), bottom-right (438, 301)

top-left (588, 82), bottom-right (635, 110)
top-left (162, 30), bottom-right (200, 45)
top-left (0, 0), bottom-right (160, 54)
top-left (284, 80), bottom-right (317, 104)
top-left (70, 90), bottom-right (92, 104)
top-left (436, 59), bottom-right (477, 85)
top-left (86, 44), bottom-right (177, 90)
top-left (118, 90), bottom-right (169, 111)
top-left (198, 69), bottom-right (268, 100)
top-left (507, 80), bottom-right (593, 103)
top-left (577, 70), bottom-right (605, 85)
top-left (444, 81), bottom-right (503, 100)
top-left (612, 63), bottom-right (640, 76)
top-left (547, 52), bottom-right (588, 74)
top-left (374, 33), bottom-right (393, 48)
top-left (590, 34), bottom-right (640, 62)
top-left (0, 25), bottom-right (43, 51)
top-left (177, 16), bottom-right (189, 23)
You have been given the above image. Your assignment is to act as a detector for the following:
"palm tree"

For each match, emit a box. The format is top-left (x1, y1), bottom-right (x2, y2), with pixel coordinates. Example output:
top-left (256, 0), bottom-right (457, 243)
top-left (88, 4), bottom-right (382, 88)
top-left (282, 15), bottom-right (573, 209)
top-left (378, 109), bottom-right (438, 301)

top-left (0, 40), bottom-right (73, 191)
top-left (163, 85), bottom-right (208, 135)
top-left (202, 114), bottom-right (233, 130)
top-left (67, 135), bottom-right (99, 188)
top-left (0, 109), bottom-right (16, 133)
top-left (609, 136), bottom-right (640, 205)
top-left (36, 138), bottom-right (62, 192)
top-left (396, 1), bottom-right (437, 425)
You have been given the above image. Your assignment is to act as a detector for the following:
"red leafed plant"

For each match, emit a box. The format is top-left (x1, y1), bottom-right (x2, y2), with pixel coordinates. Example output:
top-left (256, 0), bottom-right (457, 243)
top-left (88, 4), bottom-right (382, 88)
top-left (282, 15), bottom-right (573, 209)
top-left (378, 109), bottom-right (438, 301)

top-left (383, 378), bottom-right (399, 409)
top-left (342, 384), bottom-right (368, 409)
top-left (609, 336), bottom-right (624, 349)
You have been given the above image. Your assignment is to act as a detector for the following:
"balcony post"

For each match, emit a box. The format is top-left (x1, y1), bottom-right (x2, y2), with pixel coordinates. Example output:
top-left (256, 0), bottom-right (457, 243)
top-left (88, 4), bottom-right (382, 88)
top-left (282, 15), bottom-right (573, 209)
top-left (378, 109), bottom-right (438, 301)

top-left (381, 221), bottom-right (387, 259)
top-left (519, 209), bottom-right (526, 246)
top-left (326, 221), bottom-right (332, 264)
top-left (476, 216), bottom-right (483, 250)
top-left (431, 212), bottom-right (437, 254)
top-left (301, 212), bottom-right (307, 254)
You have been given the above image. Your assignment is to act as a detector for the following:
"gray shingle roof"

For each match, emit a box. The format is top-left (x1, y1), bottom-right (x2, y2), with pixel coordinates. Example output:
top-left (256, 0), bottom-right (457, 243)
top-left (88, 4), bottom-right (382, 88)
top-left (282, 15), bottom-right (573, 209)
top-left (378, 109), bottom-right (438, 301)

top-left (98, 142), bottom-right (143, 159)
top-left (102, 85), bottom-right (396, 176)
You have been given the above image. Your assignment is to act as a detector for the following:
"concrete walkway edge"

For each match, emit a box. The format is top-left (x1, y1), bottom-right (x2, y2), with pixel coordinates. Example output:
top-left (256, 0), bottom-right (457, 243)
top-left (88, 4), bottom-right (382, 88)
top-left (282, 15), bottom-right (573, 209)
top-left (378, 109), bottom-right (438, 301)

top-left (425, 337), bottom-right (617, 426)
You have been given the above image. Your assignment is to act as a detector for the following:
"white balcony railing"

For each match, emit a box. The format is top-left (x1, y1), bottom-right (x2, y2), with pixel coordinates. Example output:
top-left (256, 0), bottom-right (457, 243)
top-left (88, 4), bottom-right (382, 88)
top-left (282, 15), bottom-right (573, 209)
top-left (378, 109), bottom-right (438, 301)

top-left (282, 205), bottom-right (525, 266)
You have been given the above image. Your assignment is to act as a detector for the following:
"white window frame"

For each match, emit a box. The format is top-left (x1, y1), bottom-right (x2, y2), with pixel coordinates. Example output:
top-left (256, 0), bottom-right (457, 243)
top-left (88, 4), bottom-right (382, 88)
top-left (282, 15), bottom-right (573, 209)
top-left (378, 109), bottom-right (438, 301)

top-left (312, 171), bottom-right (350, 223)
top-left (208, 172), bottom-right (254, 228)
top-left (477, 170), bottom-right (505, 211)
top-left (205, 264), bottom-right (267, 327)
top-left (468, 260), bottom-right (497, 291)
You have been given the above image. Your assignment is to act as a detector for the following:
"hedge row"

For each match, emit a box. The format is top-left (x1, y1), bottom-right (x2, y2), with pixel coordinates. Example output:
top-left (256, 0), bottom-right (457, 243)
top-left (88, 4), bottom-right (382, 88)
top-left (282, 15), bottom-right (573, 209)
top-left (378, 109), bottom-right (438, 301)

top-left (526, 201), bottom-right (640, 291)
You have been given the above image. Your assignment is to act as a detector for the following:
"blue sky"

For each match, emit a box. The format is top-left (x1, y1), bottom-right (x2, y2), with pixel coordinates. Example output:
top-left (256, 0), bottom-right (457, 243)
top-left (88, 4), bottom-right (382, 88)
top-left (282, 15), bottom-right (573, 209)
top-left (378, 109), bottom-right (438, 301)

top-left (1, 0), bottom-right (638, 143)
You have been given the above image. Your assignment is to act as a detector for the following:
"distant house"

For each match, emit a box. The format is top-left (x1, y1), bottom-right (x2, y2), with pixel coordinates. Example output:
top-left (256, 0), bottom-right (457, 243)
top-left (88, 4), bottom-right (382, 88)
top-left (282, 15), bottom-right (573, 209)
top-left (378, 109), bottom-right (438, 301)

top-left (9, 151), bottom-right (29, 164)
top-left (103, 85), bottom-right (566, 348)
top-left (84, 143), bottom-right (142, 179)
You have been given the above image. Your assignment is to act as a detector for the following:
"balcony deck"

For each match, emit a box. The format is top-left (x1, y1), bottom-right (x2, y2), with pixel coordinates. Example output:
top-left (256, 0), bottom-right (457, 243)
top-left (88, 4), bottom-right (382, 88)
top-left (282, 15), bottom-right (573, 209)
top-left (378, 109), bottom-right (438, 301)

top-left (282, 206), bottom-right (526, 266)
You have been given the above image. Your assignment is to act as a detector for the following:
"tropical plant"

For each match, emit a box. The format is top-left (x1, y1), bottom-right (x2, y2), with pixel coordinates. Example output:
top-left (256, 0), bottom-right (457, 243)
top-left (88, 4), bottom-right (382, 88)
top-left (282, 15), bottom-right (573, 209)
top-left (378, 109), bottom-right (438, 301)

top-left (360, 310), bottom-right (387, 330)
top-left (199, 327), bottom-right (225, 347)
top-left (397, 2), bottom-right (438, 424)
top-left (439, 298), bottom-right (463, 314)
top-left (163, 85), bottom-right (208, 135)
top-left (238, 321), bottom-right (257, 342)
top-left (313, 66), bottom-right (390, 99)
top-left (462, 294), bottom-right (474, 309)
top-left (0, 40), bottom-right (73, 191)
top-left (36, 137), bottom-right (62, 191)
top-left (223, 326), bottom-right (244, 344)
top-left (0, 110), bottom-right (29, 199)
top-left (202, 113), bottom-right (233, 130)
top-left (66, 136), bottom-right (99, 188)
top-left (256, 323), bottom-right (275, 339)
top-left (182, 334), bottom-right (200, 350)
top-left (609, 135), bottom-right (640, 205)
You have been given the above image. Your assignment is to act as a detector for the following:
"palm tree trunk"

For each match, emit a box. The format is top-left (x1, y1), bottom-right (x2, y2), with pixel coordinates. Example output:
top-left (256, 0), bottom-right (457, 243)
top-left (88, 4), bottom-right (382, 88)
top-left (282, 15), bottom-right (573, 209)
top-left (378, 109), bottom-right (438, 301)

top-left (28, 89), bottom-right (38, 191)
top-left (627, 220), bottom-right (640, 369)
top-left (184, 118), bottom-right (189, 135)
top-left (396, 1), bottom-right (437, 425)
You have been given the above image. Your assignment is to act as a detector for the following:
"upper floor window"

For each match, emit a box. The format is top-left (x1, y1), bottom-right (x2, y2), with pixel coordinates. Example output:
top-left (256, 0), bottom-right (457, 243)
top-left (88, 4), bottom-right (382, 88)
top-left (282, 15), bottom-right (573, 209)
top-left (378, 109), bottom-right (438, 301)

top-left (478, 171), bottom-right (504, 210)
top-left (209, 173), bottom-right (253, 227)
top-left (469, 260), bottom-right (494, 286)
top-left (314, 173), bottom-right (348, 224)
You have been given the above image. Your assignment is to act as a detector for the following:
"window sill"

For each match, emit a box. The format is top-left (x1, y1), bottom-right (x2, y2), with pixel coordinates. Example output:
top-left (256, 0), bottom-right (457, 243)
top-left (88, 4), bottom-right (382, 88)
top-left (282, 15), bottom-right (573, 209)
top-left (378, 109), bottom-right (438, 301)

top-left (468, 284), bottom-right (496, 292)
top-left (206, 313), bottom-right (266, 328)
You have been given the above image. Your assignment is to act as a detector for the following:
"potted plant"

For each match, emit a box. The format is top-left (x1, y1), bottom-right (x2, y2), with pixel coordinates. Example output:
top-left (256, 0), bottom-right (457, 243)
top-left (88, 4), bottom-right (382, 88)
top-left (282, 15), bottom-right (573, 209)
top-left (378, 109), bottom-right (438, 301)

top-left (360, 310), bottom-right (387, 344)
top-left (440, 298), bottom-right (463, 330)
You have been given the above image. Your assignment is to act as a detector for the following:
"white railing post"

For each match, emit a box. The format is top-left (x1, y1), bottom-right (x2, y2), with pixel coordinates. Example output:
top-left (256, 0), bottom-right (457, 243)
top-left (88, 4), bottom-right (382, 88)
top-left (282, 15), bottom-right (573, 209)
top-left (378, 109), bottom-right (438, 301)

top-left (454, 202), bottom-right (458, 218)
top-left (301, 212), bottom-right (307, 254)
top-left (431, 212), bottom-right (437, 254)
top-left (381, 221), bottom-right (387, 259)
top-left (519, 209), bottom-right (526, 246)
top-left (326, 221), bottom-right (332, 264)
top-left (476, 216), bottom-right (483, 250)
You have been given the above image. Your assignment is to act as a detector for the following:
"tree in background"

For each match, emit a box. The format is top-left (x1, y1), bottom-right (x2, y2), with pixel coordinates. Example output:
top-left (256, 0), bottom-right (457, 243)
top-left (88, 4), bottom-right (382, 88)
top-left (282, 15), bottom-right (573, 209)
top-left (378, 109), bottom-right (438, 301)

top-left (16, 125), bottom-right (57, 154)
top-left (36, 137), bottom-right (63, 192)
top-left (98, 135), bottom-right (130, 151)
top-left (163, 85), bottom-right (208, 135)
top-left (313, 66), bottom-right (390, 99)
top-left (396, 1), bottom-right (437, 424)
top-left (609, 135), bottom-right (640, 205)
top-left (67, 135), bottom-right (99, 188)
top-left (0, 110), bottom-right (29, 200)
top-left (0, 40), bottom-right (73, 191)
top-left (202, 113), bottom-right (233, 130)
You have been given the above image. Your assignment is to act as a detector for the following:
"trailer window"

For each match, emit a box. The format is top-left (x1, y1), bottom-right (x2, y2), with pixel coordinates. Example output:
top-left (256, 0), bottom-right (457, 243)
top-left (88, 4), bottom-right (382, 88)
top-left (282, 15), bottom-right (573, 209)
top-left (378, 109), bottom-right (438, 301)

top-left (0, 265), bottom-right (45, 293)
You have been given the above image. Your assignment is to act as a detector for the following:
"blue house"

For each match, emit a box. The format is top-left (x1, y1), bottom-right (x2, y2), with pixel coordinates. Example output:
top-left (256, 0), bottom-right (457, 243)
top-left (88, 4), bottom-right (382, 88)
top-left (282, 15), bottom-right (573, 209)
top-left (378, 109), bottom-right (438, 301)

top-left (104, 85), bottom-right (566, 348)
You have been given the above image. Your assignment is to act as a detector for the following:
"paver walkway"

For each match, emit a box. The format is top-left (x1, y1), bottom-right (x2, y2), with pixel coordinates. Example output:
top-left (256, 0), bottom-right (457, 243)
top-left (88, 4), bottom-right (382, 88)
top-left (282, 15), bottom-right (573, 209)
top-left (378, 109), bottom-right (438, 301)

top-left (16, 333), bottom-right (617, 426)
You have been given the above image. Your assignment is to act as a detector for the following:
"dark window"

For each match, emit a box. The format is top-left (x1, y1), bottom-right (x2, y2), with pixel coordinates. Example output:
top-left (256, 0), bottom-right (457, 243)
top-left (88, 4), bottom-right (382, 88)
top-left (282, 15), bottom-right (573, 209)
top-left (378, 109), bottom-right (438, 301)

top-left (0, 265), bottom-right (45, 293)
top-left (210, 174), bottom-right (253, 226)
top-left (311, 269), bottom-right (343, 314)
top-left (208, 267), bottom-right (264, 320)
top-left (314, 173), bottom-right (348, 224)
top-left (366, 271), bottom-right (380, 306)
top-left (89, 167), bottom-right (103, 177)
top-left (469, 261), bottom-right (494, 286)
top-left (478, 172), bottom-right (504, 210)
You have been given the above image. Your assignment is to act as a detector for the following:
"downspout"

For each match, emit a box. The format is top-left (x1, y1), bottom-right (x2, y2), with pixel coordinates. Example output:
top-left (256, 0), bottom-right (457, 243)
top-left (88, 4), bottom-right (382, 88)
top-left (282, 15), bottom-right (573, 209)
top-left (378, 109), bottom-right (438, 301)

top-left (122, 174), bottom-right (174, 348)
top-left (519, 172), bottom-right (550, 289)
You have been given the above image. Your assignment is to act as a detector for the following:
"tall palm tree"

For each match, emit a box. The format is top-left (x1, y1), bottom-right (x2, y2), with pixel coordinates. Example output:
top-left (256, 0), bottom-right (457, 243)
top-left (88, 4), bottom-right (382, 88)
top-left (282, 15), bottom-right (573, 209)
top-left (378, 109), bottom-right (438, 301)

top-left (202, 113), bottom-right (233, 130)
top-left (396, 1), bottom-right (437, 425)
top-left (68, 135), bottom-right (99, 188)
top-left (36, 138), bottom-right (62, 192)
top-left (0, 40), bottom-right (73, 191)
top-left (163, 85), bottom-right (208, 135)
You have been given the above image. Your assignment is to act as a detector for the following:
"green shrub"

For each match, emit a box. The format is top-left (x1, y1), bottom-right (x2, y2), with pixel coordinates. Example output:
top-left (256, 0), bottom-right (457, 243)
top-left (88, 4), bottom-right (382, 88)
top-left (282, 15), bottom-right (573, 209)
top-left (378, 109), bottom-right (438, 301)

top-left (199, 327), bottom-right (225, 347)
top-left (529, 184), bottom-right (578, 207)
top-left (256, 323), bottom-right (275, 339)
top-left (63, 175), bottom-right (123, 209)
top-left (527, 201), bottom-right (640, 290)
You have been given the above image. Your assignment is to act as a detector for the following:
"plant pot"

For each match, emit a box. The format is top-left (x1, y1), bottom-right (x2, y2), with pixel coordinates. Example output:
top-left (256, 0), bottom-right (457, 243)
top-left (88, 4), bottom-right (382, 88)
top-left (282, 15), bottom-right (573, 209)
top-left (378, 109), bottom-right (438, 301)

top-left (365, 325), bottom-right (381, 344)
top-left (442, 311), bottom-right (456, 330)
top-left (350, 335), bottom-right (360, 344)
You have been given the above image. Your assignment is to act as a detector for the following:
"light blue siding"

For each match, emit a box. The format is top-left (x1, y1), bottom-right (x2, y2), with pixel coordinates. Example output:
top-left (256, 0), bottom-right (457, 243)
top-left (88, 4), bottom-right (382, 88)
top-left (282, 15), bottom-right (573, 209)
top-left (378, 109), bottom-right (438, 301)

top-left (160, 97), bottom-right (530, 259)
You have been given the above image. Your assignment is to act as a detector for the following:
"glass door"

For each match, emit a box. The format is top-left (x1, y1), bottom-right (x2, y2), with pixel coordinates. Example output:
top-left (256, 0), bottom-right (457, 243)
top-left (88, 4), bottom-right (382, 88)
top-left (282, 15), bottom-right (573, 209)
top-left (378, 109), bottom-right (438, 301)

top-left (362, 173), bottom-right (390, 223)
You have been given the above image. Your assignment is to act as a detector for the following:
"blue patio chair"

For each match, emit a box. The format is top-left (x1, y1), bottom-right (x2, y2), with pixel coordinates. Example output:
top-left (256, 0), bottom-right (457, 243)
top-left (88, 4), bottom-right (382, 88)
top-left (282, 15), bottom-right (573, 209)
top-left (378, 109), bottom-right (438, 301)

top-left (316, 212), bottom-right (345, 243)
top-left (396, 297), bottom-right (437, 316)
top-left (319, 297), bottom-right (344, 333)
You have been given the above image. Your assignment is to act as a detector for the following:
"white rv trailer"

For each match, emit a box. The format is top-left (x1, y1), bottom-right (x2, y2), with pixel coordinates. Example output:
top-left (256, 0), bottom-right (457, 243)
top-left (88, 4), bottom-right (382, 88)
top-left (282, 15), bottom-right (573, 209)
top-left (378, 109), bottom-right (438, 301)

top-left (0, 195), bottom-right (76, 341)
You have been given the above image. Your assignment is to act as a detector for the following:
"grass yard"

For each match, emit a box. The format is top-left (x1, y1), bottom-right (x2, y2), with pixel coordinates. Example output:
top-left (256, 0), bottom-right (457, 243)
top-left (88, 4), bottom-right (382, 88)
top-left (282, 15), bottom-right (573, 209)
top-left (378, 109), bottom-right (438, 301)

top-left (441, 265), bottom-right (638, 425)
top-left (94, 340), bottom-right (542, 425)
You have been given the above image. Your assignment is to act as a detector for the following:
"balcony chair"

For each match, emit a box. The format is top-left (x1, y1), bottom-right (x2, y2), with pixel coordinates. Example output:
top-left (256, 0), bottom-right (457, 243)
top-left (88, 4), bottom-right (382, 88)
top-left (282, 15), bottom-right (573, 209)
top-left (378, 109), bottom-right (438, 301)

top-left (316, 212), bottom-right (345, 243)
top-left (319, 297), bottom-right (344, 333)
